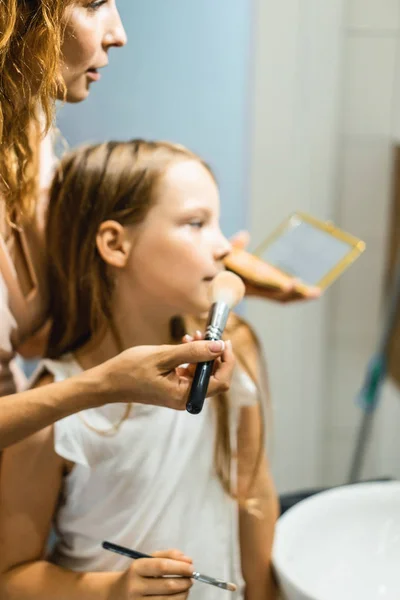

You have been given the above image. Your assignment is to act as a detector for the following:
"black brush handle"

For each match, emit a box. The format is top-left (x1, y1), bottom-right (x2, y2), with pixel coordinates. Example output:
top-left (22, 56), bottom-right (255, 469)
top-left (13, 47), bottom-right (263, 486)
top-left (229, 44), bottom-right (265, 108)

top-left (102, 541), bottom-right (150, 560)
top-left (186, 360), bottom-right (214, 414)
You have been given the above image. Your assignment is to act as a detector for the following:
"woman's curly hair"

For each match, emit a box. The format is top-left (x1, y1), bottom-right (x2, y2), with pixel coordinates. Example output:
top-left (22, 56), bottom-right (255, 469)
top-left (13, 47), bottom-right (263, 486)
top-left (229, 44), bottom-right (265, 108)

top-left (0, 0), bottom-right (73, 223)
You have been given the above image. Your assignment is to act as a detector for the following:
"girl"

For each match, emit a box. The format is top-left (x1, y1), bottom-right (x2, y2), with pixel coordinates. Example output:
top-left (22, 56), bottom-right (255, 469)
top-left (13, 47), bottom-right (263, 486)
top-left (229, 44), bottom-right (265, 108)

top-left (0, 0), bottom-right (234, 448)
top-left (0, 140), bottom-right (279, 599)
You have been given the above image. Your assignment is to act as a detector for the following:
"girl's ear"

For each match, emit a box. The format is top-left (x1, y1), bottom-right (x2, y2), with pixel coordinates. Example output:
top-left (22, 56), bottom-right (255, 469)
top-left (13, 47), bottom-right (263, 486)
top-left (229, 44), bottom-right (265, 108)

top-left (96, 220), bottom-right (132, 268)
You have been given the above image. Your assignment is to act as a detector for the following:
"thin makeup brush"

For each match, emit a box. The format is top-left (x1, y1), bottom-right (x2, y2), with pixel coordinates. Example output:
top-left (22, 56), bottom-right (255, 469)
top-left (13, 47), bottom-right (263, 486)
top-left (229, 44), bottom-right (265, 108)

top-left (186, 270), bottom-right (245, 415)
top-left (102, 541), bottom-right (237, 592)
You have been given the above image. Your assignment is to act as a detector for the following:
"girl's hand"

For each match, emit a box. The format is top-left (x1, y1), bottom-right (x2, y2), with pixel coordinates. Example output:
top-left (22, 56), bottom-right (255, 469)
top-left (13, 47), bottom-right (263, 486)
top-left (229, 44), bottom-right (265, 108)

top-left (109, 549), bottom-right (194, 599)
top-left (228, 231), bottom-right (321, 304)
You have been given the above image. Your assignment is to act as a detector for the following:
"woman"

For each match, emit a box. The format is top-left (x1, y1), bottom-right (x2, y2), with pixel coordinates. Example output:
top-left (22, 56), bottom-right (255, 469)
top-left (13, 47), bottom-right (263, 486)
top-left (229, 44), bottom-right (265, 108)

top-left (0, 0), bottom-right (237, 450)
top-left (0, 0), bottom-right (316, 450)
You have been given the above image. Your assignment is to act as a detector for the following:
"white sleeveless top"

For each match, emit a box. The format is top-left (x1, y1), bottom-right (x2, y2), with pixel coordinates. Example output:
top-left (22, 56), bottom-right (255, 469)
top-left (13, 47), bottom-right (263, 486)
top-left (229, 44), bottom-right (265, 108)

top-left (35, 355), bottom-right (259, 600)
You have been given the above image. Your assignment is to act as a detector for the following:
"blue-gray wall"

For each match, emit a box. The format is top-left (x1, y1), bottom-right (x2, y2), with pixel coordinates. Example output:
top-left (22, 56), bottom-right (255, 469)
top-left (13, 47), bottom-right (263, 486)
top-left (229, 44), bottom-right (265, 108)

top-left (57, 0), bottom-right (253, 236)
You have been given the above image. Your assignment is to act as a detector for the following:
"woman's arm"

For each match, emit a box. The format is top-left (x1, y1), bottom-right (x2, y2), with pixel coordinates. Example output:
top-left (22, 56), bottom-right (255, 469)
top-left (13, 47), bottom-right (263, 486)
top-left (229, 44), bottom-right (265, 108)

top-left (0, 369), bottom-right (101, 450)
top-left (237, 404), bottom-right (280, 600)
top-left (0, 339), bottom-right (234, 450)
top-left (0, 377), bottom-right (193, 600)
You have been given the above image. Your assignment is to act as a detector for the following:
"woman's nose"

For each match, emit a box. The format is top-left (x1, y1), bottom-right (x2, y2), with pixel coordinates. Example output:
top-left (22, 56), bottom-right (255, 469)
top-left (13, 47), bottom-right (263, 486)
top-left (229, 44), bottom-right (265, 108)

top-left (103, 8), bottom-right (128, 49)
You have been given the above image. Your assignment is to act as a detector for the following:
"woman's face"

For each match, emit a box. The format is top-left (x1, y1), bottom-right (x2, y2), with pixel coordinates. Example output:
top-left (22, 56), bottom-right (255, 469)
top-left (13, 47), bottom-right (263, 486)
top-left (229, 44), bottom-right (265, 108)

top-left (61, 0), bottom-right (127, 103)
top-left (124, 160), bottom-right (232, 317)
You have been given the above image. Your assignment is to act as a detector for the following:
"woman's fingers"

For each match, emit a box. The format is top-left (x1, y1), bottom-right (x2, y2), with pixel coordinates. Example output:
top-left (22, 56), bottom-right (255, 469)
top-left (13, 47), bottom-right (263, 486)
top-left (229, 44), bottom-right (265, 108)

top-left (176, 363), bottom-right (196, 379)
top-left (230, 230), bottom-right (251, 250)
top-left (224, 246), bottom-right (322, 303)
top-left (179, 337), bottom-right (234, 396)
top-left (245, 280), bottom-right (321, 303)
top-left (178, 332), bottom-right (205, 378)
top-left (208, 340), bottom-right (234, 395)
top-left (277, 285), bottom-right (321, 303)
top-left (182, 331), bottom-right (203, 343)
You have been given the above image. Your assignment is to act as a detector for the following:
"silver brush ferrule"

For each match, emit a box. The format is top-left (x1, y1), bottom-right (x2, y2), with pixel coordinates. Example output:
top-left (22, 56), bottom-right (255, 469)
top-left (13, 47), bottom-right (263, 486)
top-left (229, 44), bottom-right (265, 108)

top-left (205, 301), bottom-right (230, 341)
top-left (192, 572), bottom-right (225, 589)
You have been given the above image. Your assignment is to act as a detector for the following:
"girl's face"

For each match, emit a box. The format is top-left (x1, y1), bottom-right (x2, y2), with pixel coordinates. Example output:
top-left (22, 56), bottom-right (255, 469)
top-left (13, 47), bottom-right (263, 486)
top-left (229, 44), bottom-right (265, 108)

top-left (61, 0), bottom-right (127, 103)
top-left (124, 160), bottom-right (232, 317)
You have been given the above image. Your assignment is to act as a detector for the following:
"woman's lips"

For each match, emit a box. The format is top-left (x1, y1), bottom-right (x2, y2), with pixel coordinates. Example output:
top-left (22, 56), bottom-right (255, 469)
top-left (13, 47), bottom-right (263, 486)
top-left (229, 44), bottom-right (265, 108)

top-left (86, 69), bottom-right (101, 82)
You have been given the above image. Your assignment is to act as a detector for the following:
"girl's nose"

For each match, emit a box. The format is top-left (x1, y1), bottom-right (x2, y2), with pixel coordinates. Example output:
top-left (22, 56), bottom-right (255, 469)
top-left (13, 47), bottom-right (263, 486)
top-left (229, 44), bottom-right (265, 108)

top-left (214, 234), bottom-right (232, 262)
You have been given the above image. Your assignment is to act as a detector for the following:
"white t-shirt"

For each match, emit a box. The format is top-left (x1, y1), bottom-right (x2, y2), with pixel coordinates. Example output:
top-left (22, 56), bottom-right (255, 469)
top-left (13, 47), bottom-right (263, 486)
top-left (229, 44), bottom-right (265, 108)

top-left (33, 354), bottom-right (259, 600)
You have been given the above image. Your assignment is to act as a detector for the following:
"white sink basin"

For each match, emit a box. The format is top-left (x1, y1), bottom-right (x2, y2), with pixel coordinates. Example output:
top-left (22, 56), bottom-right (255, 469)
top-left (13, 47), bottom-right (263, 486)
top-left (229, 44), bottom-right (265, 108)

top-left (273, 482), bottom-right (400, 600)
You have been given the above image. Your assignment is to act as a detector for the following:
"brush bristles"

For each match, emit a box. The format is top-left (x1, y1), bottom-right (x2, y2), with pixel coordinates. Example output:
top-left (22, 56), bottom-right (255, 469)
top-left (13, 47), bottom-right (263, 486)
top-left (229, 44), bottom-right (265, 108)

top-left (226, 582), bottom-right (237, 592)
top-left (210, 271), bottom-right (245, 309)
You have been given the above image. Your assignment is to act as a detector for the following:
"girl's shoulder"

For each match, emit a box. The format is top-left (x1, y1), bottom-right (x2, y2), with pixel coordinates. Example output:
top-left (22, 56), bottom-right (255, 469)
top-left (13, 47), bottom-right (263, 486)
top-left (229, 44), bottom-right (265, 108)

top-left (28, 356), bottom-right (106, 469)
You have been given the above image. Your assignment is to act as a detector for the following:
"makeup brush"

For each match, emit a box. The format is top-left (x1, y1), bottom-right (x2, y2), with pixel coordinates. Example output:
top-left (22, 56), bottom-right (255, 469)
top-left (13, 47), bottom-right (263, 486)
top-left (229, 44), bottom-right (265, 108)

top-left (102, 541), bottom-right (237, 592)
top-left (186, 270), bottom-right (245, 415)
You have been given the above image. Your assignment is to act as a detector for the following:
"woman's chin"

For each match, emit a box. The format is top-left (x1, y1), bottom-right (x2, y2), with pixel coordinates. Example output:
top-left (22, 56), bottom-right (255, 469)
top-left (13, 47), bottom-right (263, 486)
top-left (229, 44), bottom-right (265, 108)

top-left (62, 79), bottom-right (91, 103)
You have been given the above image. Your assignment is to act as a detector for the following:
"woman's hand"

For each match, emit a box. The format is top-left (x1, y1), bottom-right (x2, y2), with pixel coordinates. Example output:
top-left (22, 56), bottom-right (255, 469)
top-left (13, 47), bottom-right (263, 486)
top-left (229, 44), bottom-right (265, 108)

top-left (97, 339), bottom-right (235, 409)
top-left (109, 550), bottom-right (194, 600)
top-left (228, 231), bottom-right (321, 304)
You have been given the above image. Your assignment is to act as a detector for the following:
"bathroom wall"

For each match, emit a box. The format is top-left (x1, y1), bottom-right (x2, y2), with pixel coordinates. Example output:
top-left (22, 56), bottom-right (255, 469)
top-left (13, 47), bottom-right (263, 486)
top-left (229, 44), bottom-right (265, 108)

top-left (247, 0), bottom-right (346, 492)
top-left (322, 0), bottom-right (400, 484)
top-left (248, 0), bottom-right (400, 491)
top-left (57, 0), bottom-right (253, 238)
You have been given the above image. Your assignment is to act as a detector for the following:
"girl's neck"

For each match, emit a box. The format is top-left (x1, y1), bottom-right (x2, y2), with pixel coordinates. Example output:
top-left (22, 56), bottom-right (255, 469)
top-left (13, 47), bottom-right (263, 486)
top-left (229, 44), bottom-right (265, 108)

top-left (75, 295), bottom-right (177, 371)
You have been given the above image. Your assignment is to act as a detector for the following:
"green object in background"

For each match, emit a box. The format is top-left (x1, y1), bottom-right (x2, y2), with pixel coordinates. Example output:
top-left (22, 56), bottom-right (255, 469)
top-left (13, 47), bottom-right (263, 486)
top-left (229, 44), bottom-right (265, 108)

top-left (356, 354), bottom-right (387, 413)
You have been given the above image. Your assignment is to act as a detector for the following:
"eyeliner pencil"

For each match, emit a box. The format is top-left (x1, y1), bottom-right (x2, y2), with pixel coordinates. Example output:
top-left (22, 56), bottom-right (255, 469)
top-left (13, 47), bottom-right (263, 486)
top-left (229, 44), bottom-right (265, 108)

top-left (102, 541), bottom-right (237, 593)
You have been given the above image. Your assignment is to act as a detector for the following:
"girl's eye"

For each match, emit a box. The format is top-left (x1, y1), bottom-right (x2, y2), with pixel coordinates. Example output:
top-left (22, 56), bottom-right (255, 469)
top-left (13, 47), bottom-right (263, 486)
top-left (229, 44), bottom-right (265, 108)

top-left (189, 221), bottom-right (204, 229)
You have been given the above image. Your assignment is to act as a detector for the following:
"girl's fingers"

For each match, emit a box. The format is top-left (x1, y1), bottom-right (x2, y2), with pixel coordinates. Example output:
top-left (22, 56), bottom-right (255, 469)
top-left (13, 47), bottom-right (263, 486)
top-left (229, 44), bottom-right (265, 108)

top-left (149, 594), bottom-right (192, 600)
top-left (146, 577), bottom-right (193, 596)
top-left (151, 549), bottom-right (192, 562)
top-left (135, 556), bottom-right (193, 578)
